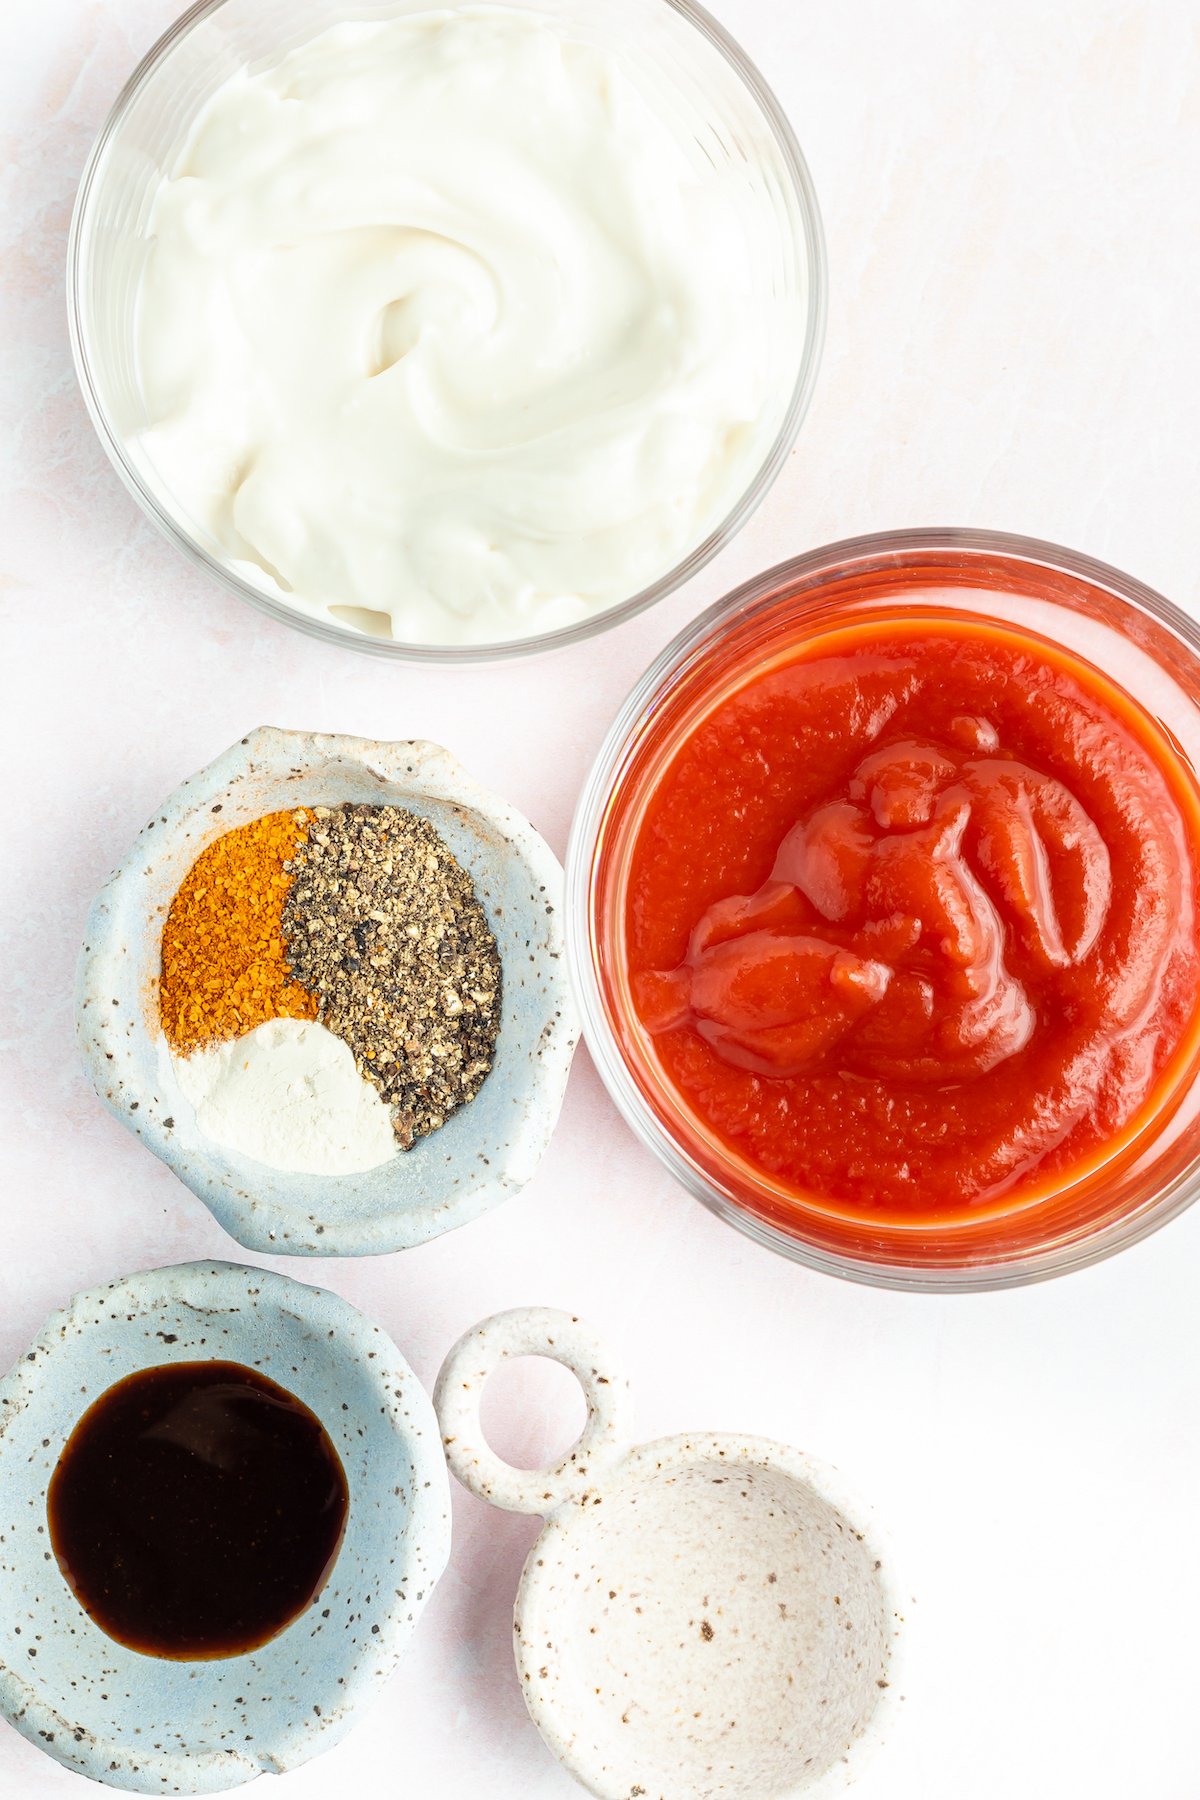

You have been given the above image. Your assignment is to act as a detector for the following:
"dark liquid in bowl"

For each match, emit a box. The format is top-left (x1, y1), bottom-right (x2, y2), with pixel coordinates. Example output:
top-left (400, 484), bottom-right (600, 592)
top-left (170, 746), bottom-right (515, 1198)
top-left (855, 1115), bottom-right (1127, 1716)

top-left (47, 1360), bottom-right (348, 1659)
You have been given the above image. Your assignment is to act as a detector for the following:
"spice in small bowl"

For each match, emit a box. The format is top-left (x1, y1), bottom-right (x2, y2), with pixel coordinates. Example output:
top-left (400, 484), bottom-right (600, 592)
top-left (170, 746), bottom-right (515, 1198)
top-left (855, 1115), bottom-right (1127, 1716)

top-left (160, 802), bottom-right (503, 1172)
top-left (77, 729), bottom-right (577, 1256)
top-left (285, 804), bottom-right (502, 1148)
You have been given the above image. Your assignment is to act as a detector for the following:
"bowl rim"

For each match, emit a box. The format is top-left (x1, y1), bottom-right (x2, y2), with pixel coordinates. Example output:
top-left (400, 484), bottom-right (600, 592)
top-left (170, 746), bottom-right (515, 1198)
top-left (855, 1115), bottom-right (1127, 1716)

top-left (565, 525), bottom-right (1200, 1293)
top-left (75, 726), bottom-right (579, 1256)
top-left (66, 0), bottom-right (827, 664)
top-left (0, 1258), bottom-right (452, 1793)
top-left (514, 1430), bottom-right (905, 1800)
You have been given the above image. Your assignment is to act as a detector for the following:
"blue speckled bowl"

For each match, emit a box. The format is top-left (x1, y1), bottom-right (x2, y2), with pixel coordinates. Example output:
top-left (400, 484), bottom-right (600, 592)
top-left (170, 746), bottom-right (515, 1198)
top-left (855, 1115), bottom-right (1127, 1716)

top-left (76, 728), bottom-right (579, 1255)
top-left (0, 1261), bottom-right (451, 1793)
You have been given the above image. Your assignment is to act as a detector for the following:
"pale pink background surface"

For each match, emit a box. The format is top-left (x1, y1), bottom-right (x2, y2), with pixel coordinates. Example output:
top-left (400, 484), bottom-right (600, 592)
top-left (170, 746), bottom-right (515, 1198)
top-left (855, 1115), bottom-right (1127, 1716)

top-left (2, 1), bottom-right (1199, 1795)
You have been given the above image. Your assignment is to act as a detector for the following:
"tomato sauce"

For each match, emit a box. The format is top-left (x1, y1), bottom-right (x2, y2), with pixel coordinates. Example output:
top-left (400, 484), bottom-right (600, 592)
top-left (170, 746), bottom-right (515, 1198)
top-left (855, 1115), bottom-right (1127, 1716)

top-left (622, 614), bottom-right (1200, 1222)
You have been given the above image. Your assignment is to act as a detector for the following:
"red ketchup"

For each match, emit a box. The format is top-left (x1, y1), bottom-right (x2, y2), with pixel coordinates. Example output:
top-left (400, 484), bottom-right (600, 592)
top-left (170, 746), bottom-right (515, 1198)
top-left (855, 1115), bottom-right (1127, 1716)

top-left (624, 617), bottom-right (1200, 1221)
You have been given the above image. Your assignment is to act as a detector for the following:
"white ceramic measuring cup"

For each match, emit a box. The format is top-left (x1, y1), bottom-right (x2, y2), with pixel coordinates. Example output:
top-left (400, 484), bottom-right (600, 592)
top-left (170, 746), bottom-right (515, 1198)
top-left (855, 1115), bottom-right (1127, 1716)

top-left (435, 1309), bottom-right (904, 1800)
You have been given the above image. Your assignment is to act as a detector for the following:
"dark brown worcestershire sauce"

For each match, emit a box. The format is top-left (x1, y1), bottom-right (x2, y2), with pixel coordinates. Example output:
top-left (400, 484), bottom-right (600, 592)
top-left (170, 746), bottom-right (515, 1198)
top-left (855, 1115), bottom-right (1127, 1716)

top-left (47, 1361), bottom-right (349, 1660)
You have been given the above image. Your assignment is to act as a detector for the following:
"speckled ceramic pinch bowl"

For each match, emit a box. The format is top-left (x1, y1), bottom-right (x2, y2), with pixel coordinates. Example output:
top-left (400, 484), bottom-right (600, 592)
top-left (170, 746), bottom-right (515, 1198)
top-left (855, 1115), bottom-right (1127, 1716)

top-left (76, 727), bottom-right (578, 1255)
top-left (435, 1308), bottom-right (903, 1800)
top-left (0, 1260), bottom-right (451, 1792)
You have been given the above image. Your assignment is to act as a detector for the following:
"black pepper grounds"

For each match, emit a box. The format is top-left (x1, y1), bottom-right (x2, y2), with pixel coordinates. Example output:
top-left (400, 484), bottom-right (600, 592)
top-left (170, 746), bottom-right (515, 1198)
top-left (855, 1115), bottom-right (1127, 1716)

top-left (281, 804), bottom-right (502, 1149)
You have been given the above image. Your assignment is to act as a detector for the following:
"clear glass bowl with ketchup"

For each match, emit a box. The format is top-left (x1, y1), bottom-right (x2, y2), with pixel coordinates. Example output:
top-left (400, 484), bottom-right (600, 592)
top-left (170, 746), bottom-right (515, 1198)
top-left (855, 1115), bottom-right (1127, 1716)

top-left (568, 529), bottom-right (1200, 1290)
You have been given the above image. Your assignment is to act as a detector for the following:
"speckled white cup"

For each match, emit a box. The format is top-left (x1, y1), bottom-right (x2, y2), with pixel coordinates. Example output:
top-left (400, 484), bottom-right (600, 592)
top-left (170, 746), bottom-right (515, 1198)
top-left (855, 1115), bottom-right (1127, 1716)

top-left (435, 1309), bottom-right (904, 1800)
top-left (76, 727), bottom-right (579, 1256)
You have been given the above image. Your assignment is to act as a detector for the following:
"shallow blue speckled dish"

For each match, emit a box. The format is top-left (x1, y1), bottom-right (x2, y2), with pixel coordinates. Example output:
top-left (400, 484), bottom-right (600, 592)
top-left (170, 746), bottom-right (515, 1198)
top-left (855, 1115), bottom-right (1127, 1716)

top-left (76, 727), bottom-right (579, 1255)
top-left (0, 1261), bottom-right (452, 1793)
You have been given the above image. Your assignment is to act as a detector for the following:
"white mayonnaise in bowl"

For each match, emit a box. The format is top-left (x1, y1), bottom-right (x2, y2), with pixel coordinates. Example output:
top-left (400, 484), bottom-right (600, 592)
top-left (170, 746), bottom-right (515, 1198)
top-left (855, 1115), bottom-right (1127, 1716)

top-left (69, 0), bottom-right (824, 661)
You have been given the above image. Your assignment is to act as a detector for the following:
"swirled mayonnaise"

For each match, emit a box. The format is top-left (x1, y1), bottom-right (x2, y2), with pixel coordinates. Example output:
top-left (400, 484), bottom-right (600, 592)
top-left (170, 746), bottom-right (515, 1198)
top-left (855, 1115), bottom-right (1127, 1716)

top-left (134, 8), bottom-right (796, 644)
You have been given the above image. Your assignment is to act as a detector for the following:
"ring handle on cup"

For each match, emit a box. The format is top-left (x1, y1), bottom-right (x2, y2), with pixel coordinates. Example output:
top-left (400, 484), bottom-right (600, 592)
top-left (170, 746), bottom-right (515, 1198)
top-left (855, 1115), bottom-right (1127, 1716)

top-left (433, 1307), bottom-right (632, 1516)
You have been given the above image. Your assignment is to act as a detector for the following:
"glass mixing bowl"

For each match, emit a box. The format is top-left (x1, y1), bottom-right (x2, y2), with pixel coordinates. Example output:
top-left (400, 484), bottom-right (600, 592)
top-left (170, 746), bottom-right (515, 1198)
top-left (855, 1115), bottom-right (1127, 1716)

top-left (568, 529), bottom-right (1200, 1291)
top-left (68, 0), bottom-right (825, 662)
